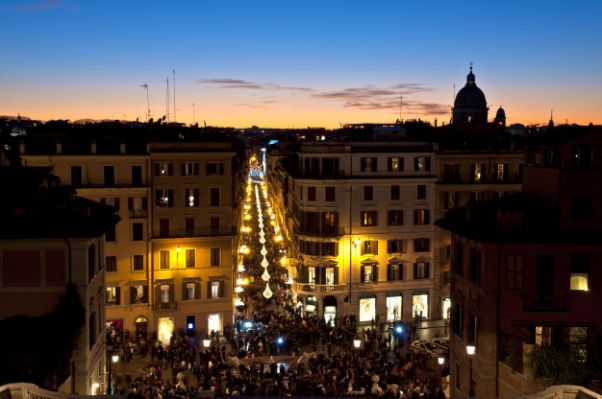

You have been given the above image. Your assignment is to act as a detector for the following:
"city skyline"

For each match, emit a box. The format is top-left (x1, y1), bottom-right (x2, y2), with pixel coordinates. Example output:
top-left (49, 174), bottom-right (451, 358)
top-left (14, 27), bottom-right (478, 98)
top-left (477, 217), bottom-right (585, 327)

top-left (2, 0), bottom-right (602, 128)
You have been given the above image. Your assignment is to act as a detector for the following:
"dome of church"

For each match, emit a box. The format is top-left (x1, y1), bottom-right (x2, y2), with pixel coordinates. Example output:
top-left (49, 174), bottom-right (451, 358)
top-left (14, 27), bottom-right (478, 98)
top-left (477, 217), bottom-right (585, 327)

top-left (496, 106), bottom-right (505, 118)
top-left (452, 66), bottom-right (489, 124)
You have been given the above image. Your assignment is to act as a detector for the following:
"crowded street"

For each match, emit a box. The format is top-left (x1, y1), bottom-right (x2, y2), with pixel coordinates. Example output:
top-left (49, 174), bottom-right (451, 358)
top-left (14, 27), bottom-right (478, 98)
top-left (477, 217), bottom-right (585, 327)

top-left (109, 154), bottom-right (449, 399)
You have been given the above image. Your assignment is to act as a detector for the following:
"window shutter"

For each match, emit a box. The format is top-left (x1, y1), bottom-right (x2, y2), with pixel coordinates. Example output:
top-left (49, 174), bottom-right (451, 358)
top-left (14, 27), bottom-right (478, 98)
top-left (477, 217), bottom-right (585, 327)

top-left (425, 263), bottom-right (430, 279)
top-left (169, 284), bottom-right (174, 302)
top-left (481, 164), bottom-right (486, 181)
top-left (361, 266), bottom-right (365, 283)
top-left (207, 281), bottom-right (212, 298)
top-left (181, 163), bottom-right (185, 176)
top-left (128, 197), bottom-right (133, 211)
top-left (130, 287), bottom-right (136, 304)
top-left (426, 157), bottom-right (431, 171)
top-left (155, 285), bottom-right (161, 305)
top-left (195, 281), bottom-right (200, 299)
top-left (400, 263), bottom-right (404, 280)
top-left (387, 264), bottom-right (392, 281)
top-left (320, 268), bottom-right (326, 285)
top-left (218, 163), bottom-right (223, 175)
top-left (194, 163), bottom-right (200, 175)
top-left (413, 263), bottom-right (418, 279)
top-left (142, 197), bottom-right (148, 210)
top-left (154, 164), bottom-right (160, 176)
top-left (182, 282), bottom-right (188, 300)
top-left (387, 158), bottom-right (392, 172)
top-left (168, 164), bottom-right (173, 176)
top-left (470, 164), bottom-right (476, 179)
top-left (218, 281), bottom-right (224, 298)
top-left (302, 266), bottom-right (308, 283)
top-left (372, 158), bottom-right (377, 171)
top-left (168, 190), bottom-right (174, 207)
top-left (504, 163), bottom-right (509, 180)
top-left (373, 265), bottom-right (379, 283)
top-left (373, 241), bottom-right (378, 255)
top-left (143, 285), bottom-right (148, 303)
top-left (414, 157), bottom-right (419, 170)
top-left (334, 267), bottom-right (339, 284)
top-left (115, 287), bottom-right (121, 305)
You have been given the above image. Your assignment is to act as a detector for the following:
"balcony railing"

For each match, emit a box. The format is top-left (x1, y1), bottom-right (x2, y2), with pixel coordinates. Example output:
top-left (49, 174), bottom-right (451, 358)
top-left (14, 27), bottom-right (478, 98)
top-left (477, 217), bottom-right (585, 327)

top-left (294, 283), bottom-right (346, 293)
top-left (521, 294), bottom-right (569, 312)
top-left (154, 301), bottom-right (177, 311)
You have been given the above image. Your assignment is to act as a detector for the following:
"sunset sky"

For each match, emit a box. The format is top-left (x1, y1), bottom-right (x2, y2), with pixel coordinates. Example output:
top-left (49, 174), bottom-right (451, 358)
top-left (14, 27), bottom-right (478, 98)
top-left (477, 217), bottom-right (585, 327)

top-left (1, 0), bottom-right (601, 128)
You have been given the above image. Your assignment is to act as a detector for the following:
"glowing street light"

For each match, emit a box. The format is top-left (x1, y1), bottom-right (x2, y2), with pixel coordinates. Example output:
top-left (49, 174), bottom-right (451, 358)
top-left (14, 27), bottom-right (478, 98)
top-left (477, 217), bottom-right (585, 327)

top-left (239, 245), bottom-right (250, 255)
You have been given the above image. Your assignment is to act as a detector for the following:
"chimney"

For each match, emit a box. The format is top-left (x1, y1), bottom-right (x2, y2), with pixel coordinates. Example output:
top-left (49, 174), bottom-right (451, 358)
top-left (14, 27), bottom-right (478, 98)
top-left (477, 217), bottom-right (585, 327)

top-left (56, 141), bottom-right (62, 154)
top-left (19, 141), bottom-right (25, 154)
top-left (91, 141), bottom-right (97, 154)
top-left (120, 142), bottom-right (126, 154)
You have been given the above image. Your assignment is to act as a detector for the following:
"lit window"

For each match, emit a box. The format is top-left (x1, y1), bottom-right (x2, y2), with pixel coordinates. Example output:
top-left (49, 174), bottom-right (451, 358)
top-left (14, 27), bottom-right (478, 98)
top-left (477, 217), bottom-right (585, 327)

top-left (472, 164), bottom-right (482, 182)
top-left (160, 285), bottom-right (170, 303)
top-left (362, 265), bottom-right (373, 283)
top-left (570, 254), bottom-right (589, 291)
top-left (210, 281), bottom-right (220, 298)
top-left (534, 326), bottom-right (552, 346)
top-left (359, 297), bottom-right (375, 322)
top-left (185, 282), bottom-right (197, 300)
top-left (386, 296), bottom-right (402, 322)
top-left (569, 326), bottom-right (588, 362)
top-left (308, 267), bottom-right (316, 284)
top-left (325, 268), bottom-right (335, 285)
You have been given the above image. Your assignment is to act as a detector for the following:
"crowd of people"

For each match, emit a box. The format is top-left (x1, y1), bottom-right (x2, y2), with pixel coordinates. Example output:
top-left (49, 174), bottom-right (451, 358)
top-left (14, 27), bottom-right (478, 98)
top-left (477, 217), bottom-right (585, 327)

top-left (111, 178), bottom-right (448, 398)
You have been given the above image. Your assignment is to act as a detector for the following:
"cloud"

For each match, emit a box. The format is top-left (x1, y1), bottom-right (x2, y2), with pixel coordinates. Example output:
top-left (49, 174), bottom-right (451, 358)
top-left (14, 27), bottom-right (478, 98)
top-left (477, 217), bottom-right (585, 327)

top-left (197, 77), bottom-right (449, 116)
top-left (0, 0), bottom-right (67, 13)
top-left (196, 78), bottom-right (312, 92)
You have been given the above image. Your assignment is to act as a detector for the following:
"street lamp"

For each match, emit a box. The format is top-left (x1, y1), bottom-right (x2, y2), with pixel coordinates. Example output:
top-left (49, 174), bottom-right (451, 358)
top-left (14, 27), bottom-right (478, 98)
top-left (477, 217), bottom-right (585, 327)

top-left (437, 356), bottom-right (445, 366)
top-left (466, 344), bottom-right (476, 397)
top-left (353, 336), bottom-right (362, 349)
top-left (203, 338), bottom-right (211, 348)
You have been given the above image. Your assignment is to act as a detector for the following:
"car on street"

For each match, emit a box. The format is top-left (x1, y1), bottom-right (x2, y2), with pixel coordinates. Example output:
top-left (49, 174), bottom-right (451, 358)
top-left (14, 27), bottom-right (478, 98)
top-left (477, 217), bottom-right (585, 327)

top-left (431, 337), bottom-right (449, 351)
top-left (410, 340), bottom-right (446, 357)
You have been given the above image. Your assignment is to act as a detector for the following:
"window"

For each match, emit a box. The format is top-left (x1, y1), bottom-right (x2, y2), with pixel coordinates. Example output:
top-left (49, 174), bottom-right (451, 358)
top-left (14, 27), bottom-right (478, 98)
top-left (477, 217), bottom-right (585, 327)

top-left (471, 163), bottom-right (485, 182)
top-left (363, 186), bottom-right (373, 201)
top-left (156, 189), bottom-right (173, 208)
top-left (361, 157), bottom-right (377, 172)
top-left (466, 314), bottom-right (478, 346)
top-left (569, 326), bottom-right (588, 362)
top-left (361, 264), bottom-right (378, 283)
top-left (210, 217), bottom-right (220, 233)
top-left (412, 293), bottom-right (429, 318)
top-left (307, 186), bottom-right (316, 201)
top-left (132, 223), bottom-right (143, 241)
top-left (131, 165), bottom-right (142, 186)
top-left (186, 249), bottom-right (195, 268)
top-left (571, 196), bottom-right (592, 220)
top-left (387, 210), bottom-right (404, 226)
top-left (444, 192), bottom-right (458, 209)
top-left (414, 262), bottom-right (430, 279)
top-left (307, 267), bottom-right (316, 284)
top-left (444, 164), bottom-right (460, 182)
top-left (325, 268), bottom-right (335, 285)
top-left (570, 254), bottom-right (589, 291)
top-left (417, 185), bottom-right (427, 200)
top-left (414, 156), bottom-right (430, 172)
top-left (185, 188), bottom-right (199, 207)
top-left (210, 188), bottom-right (220, 206)
top-left (159, 284), bottom-right (171, 303)
top-left (185, 217), bottom-right (195, 235)
top-left (455, 243), bottom-right (464, 276)
top-left (155, 163), bottom-right (173, 176)
top-left (468, 249), bottom-right (481, 285)
top-left (210, 248), bottom-right (221, 267)
top-left (322, 157), bottom-right (339, 177)
top-left (359, 297), bottom-right (376, 322)
top-left (208, 280), bottom-right (223, 298)
top-left (104, 166), bottom-right (115, 187)
top-left (160, 250), bottom-right (170, 269)
top-left (206, 162), bottom-right (224, 175)
top-left (496, 163), bottom-right (508, 182)
top-left (106, 226), bottom-right (116, 242)
top-left (159, 218), bottom-right (169, 237)
top-left (132, 254), bottom-right (144, 271)
top-left (535, 255), bottom-right (554, 296)
top-left (535, 326), bottom-right (552, 346)
top-left (413, 238), bottom-right (430, 252)
top-left (387, 239), bottom-right (406, 254)
top-left (299, 241), bottom-right (338, 256)
top-left (470, 191), bottom-right (483, 203)
top-left (106, 287), bottom-right (120, 305)
top-left (387, 263), bottom-right (403, 281)
top-left (71, 166), bottom-right (82, 187)
top-left (388, 157), bottom-right (403, 172)
top-left (106, 256), bottom-right (117, 272)
top-left (361, 211), bottom-right (378, 226)
top-left (390, 185), bottom-right (400, 201)
top-left (452, 303), bottom-right (463, 337)
top-left (506, 255), bottom-right (523, 289)
top-left (325, 187), bottom-right (335, 202)
top-left (572, 145), bottom-right (592, 167)
top-left (361, 240), bottom-right (378, 255)
top-left (130, 284), bottom-right (148, 304)
top-left (181, 162), bottom-right (199, 176)
top-left (184, 281), bottom-right (200, 300)
top-left (386, 295), bottom-right (402, 322)
top-left (414, 209), bottom-right (430, 225)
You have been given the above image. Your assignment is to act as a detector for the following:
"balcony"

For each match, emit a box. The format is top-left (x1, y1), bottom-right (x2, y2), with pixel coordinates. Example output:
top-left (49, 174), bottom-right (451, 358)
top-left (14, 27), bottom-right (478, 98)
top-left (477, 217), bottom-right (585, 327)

top-left (153, 227), bottom-right (235, 239)
top-left (294, 283), bottom-right (346, 293)
top-left (521, 294), bottom-right (569, 312)
top-left (129, 209), bottom-right (148, 219)
top-left (154, 301), bottom-right (177, 311)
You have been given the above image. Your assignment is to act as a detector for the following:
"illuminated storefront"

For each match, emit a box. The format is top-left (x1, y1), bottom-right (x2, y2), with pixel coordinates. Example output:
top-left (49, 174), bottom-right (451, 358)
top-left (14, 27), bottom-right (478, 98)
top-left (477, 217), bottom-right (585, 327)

top-left (208, 313), bottom-right (222, 334)
top-left (158, 317), bottom-right (174, 346)
top-left (324, 296), bottom-right (337, 326)
top-left (412, 292), bottom-right (429, 319)
top-left (386, 295), bottom-right (402, 322)
top-left (359, 296), bottom-right (376, 322)
top-left (442, 297), bottom-right (451, 320)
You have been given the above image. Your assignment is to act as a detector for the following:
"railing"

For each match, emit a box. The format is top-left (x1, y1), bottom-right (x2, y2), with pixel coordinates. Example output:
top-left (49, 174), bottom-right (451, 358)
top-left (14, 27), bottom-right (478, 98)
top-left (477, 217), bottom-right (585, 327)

top-left (293, 283), bottom-right (346, 293)
top-left (521, 294), bottom-right (569, 312)
top-left (154, 301), bottom-right (177, 311)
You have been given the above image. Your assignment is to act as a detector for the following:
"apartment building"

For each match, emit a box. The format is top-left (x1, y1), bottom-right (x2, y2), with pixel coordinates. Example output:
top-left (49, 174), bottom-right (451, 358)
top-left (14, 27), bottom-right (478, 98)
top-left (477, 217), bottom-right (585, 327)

top-left (437, 128), bottom-right (602, 398)
top-left (270, 127), bottom-right (439, 324)
top-left (20, 127), bottom-right (243, 342)
top-left (0, 167), bottom-right (119, 394)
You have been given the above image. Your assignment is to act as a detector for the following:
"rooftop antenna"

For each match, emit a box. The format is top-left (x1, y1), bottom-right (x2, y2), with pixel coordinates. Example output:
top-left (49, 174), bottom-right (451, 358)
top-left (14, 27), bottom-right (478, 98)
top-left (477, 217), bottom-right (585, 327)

top-left (191, 103), bottom-right (196, 125)
top-left (399, 96), bottom-right (403, 122)
top-left (173, 69), bottom-right (176, 122)
top-left (140, 83), bottom-right (150, 122)
top-left (165, 77), bottom-right (170, 122)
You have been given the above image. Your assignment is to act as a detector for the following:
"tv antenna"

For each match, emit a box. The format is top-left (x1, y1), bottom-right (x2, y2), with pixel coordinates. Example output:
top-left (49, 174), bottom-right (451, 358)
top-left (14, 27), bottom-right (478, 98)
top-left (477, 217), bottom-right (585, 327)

top-left (140, 83), bottom-right (150, 122)
top-left (399, 96), bottom-right (403, 122)
top-left (173, 69), bottom-right (176, 122)
top-left (165, 77), bottom-right (170, 122)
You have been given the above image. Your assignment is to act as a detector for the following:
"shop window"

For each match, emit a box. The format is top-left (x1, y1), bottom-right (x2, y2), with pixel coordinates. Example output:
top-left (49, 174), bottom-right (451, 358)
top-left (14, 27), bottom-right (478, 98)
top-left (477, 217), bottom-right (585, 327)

top-left (386, 296), bottom-right (402, 322)
top-left (412, 293), bottom-right (429, 319)
top-left (359, 297), bottom-right (376, 322)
